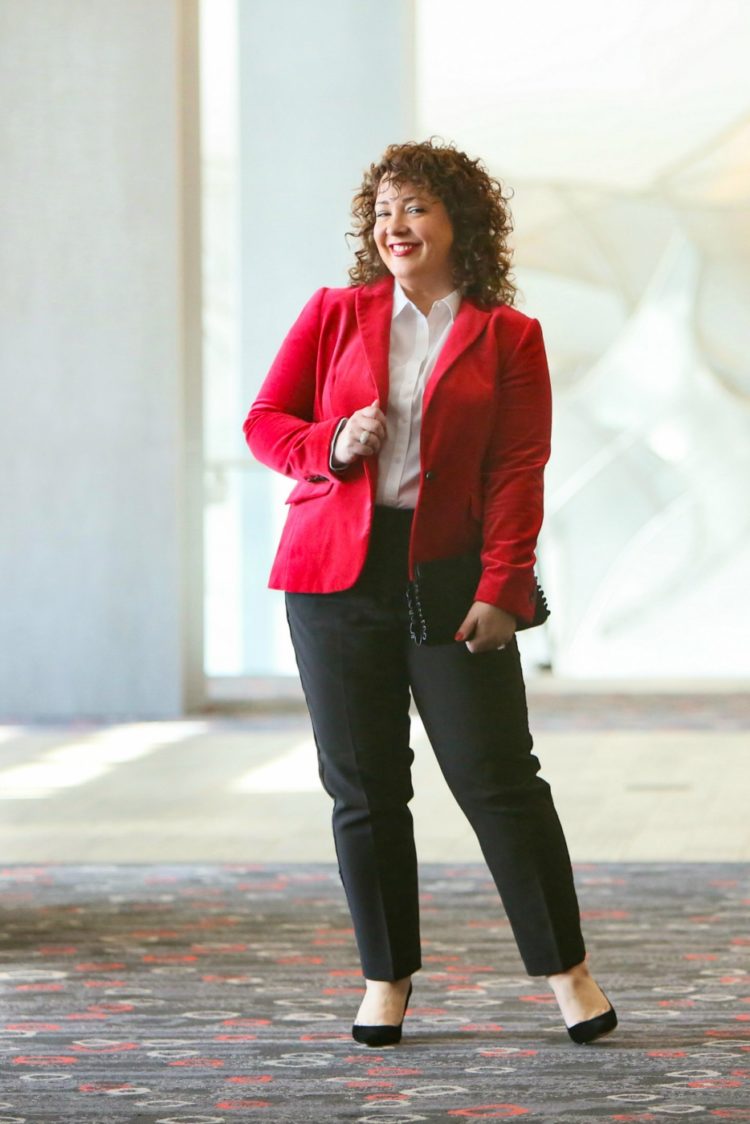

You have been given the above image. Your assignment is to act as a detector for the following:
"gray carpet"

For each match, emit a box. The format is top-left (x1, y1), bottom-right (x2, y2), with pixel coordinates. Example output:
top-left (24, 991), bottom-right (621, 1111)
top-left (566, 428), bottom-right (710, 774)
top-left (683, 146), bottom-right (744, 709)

top-left (1, 862), bottom-right (749, 1122)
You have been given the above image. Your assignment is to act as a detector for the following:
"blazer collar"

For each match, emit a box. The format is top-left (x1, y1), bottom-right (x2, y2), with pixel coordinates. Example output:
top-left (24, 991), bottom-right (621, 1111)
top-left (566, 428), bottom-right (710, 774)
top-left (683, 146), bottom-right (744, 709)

top-left (355, 274), bottom-right (491, 408)
top-left (355, 275), bottom-right (394, 405)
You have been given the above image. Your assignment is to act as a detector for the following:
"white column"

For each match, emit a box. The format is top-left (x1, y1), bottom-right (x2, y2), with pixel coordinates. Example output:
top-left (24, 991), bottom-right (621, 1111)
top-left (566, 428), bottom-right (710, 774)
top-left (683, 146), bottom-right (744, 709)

top-left (0, 0), bottom-right (204, 718)
top-left (237, 0), bottom-right (415, 671)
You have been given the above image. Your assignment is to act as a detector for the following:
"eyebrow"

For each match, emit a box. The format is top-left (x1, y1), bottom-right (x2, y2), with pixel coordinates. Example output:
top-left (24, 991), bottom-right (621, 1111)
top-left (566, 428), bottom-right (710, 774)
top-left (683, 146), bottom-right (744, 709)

top-left (375, 194), bottom-right (429, 205)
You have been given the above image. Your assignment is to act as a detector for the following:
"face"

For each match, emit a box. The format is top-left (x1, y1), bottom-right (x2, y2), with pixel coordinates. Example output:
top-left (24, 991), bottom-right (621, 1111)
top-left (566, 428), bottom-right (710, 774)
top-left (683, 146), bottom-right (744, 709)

top-left (373, 177), bottom-right (455, 295)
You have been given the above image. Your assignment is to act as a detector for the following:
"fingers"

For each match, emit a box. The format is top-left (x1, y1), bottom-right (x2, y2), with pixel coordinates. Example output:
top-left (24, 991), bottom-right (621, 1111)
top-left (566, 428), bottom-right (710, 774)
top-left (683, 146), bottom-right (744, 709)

top-left (350, 423), bottom-right (383, 456)
top-left (457, 603), bottom-right (516, 653)
top-left (350, 402), bottom-right (387, 449)
top-left (362, 398), bottom-right (387, 424)
top-left (455, 607), bottom-right (479, 645)
top-left (333, 401), bottom-right (388, 465)
top-left (466, 635), bottom-right (502, 655)
top-left (355, 402), bottom-right (386, 449)
top-left (357, 420), bottom-right (385, 447)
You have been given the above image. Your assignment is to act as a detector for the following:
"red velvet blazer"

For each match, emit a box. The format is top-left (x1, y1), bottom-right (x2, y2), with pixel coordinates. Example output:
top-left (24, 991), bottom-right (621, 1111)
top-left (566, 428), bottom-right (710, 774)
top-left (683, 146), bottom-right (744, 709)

top-left (243, 274), bottom-right (552, 623)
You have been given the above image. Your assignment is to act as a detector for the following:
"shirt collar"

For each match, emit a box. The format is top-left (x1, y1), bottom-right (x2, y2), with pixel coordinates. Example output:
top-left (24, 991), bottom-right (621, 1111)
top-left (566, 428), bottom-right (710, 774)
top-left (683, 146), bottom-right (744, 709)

top-left (392, 279), bottom-right (462, 322)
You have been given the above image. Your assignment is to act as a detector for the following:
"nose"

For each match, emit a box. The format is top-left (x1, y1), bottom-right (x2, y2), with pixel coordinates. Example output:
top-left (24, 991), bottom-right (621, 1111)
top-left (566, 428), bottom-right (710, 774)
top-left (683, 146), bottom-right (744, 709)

top-left (387, 213), bottom-right (408, 236)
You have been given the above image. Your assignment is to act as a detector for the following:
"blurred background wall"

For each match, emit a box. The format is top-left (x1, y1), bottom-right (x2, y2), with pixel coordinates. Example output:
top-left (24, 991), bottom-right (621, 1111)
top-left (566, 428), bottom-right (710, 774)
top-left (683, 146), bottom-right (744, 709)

top-left (419, 1), bottom-right (750, 679)
top-left (2, 0), bottom-right (748, 720)
top-left (206, 0), bottom-right (750, 688)
top-left (1, 0), bottom-right (203, 719)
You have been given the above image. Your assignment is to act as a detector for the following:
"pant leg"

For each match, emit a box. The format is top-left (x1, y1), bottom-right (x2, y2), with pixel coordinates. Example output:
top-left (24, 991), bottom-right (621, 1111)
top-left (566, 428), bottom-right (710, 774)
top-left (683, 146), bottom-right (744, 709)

top-left (408, 635), bottom-right (586, 976)
top-left (285, 518), bottom-right (420, 981)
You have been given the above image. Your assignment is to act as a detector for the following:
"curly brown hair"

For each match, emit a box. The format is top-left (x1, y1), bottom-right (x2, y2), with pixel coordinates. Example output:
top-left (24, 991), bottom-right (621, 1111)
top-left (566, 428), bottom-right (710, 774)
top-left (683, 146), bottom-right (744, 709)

top-left (347, 138), bottom-right (518, 308)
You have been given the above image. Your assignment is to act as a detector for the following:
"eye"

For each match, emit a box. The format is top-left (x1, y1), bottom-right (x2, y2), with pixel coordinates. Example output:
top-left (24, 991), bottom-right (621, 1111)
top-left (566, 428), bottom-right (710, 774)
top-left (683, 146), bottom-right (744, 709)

top-left (408, 207), bottom-right (425, 214)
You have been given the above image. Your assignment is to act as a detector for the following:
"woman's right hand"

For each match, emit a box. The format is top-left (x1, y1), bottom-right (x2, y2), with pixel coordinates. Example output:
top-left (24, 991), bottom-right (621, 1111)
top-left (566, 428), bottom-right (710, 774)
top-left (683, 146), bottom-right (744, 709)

top-left (333, 399), bottom-right (387, 466)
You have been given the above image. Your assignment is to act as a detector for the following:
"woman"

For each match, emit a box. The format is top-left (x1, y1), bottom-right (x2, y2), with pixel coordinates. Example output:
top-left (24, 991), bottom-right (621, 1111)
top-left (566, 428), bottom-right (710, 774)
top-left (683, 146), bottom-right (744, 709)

top-left (243, 139), bottom-right (617, 1048)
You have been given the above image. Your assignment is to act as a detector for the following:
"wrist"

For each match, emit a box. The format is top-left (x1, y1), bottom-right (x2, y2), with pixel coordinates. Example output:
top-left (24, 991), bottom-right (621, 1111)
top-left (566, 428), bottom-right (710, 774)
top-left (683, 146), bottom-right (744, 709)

top-left (329, 417), bottom-right (349, 473)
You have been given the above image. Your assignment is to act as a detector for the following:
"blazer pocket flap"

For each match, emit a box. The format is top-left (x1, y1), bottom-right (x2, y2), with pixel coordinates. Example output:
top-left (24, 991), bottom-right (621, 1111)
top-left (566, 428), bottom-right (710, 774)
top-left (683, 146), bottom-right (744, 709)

top-left (285, 477), bottom-right (335, 505)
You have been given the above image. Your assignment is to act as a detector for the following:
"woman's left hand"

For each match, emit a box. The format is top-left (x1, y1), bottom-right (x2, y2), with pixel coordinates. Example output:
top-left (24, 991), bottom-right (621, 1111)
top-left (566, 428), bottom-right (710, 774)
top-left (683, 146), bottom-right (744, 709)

top-left (456, 601), bottom-right (517, 654)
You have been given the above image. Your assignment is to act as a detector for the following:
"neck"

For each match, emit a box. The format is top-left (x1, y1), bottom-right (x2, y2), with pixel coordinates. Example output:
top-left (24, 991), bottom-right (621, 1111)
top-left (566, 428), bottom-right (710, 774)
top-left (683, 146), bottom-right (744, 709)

top-left (397, 277), bottom-right (456, 317)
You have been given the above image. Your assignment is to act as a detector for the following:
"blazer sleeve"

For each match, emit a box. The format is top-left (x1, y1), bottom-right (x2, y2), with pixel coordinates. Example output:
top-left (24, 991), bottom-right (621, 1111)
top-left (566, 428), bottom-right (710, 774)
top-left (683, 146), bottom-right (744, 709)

top-left (474, 316), bottom-right (552, 622)
top-left (242, 288), bottom-right (346, 481)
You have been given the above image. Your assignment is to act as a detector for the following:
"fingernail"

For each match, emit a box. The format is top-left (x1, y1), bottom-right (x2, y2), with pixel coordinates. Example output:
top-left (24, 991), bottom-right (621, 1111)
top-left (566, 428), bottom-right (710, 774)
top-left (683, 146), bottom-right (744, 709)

top-left (454, 632), bottom-right (464, 642)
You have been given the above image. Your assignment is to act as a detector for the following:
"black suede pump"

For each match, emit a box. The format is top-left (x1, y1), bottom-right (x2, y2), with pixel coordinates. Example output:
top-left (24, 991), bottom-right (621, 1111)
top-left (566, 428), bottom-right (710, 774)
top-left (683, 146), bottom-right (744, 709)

top-left (566, 996), bottom-right (618, 1044)
top-left (352, 983), bottom-right (413, 1047)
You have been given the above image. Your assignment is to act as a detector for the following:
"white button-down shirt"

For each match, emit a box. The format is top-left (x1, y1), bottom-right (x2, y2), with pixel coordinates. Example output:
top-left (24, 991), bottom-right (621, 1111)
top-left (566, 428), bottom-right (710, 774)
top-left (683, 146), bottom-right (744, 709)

top-left (376, 280), bottom-right (462, 508)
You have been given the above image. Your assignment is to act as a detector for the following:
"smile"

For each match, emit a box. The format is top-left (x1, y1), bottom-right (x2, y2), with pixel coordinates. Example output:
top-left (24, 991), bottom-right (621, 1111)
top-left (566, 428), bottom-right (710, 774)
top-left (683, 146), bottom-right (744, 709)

top-left (389, 243), bottom-right (419, 257)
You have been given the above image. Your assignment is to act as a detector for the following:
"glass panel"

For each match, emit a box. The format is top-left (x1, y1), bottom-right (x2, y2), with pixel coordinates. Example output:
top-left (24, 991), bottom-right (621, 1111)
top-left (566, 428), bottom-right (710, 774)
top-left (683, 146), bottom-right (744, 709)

top-left (201, 0), bottom-right (296, 678)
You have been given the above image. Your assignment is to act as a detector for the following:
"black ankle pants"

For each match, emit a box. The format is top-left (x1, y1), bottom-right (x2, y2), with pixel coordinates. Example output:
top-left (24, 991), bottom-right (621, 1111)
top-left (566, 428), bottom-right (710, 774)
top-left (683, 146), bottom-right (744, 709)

top-left (285, 505), bottom-right (585, 980)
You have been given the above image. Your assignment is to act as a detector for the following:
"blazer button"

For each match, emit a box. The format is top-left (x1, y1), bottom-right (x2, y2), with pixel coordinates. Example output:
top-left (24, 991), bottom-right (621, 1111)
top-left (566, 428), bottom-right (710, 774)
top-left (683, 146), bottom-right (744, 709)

top-left (424, 470), bottom-right (435, 481)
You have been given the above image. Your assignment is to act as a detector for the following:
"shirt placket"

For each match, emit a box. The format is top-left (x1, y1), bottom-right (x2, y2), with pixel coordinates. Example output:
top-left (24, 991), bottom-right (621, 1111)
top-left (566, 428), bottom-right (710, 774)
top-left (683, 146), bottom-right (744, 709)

top-left (411, 304), bottom-right (448, 443)
top-left (383, 310), bottom-right (429, 506)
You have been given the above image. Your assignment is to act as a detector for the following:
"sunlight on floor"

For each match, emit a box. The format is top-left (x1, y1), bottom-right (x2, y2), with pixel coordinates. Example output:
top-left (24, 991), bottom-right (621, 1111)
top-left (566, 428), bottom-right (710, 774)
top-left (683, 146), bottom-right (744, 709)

top-left (0, 721), bottom-right (210, 799)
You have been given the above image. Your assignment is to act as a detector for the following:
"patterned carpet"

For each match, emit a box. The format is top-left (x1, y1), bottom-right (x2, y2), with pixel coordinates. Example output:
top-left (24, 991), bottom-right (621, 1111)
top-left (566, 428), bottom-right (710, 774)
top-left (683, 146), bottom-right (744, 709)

top-left (1, 862), bottom-right (749, 1122)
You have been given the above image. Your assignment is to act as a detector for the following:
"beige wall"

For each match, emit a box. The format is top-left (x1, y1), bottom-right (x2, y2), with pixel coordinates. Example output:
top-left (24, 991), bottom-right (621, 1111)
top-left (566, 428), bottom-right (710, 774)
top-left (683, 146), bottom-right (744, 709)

top-left (0, 0), bottom-right (203, 717)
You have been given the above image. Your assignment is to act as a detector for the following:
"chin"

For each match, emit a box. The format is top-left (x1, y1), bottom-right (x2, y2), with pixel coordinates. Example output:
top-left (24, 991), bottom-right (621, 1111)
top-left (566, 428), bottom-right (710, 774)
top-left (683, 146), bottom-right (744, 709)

top-left (392, 264), bottom-right (421, 281)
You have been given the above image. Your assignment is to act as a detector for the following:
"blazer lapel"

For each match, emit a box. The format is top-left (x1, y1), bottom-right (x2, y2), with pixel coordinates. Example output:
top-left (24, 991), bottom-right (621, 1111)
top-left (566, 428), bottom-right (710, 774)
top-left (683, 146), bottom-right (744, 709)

top-left (356, 278), bottom-right (491, 411)
top-left (423, 297), bottom-right (491, 412)
top-left (355, 275), bottom-right (394, 407)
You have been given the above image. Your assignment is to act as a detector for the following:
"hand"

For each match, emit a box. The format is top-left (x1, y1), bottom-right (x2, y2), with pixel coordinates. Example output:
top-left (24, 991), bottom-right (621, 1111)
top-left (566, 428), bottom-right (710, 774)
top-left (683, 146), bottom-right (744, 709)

top-left (333, 399), bottom-right (387, 466)
top-left (456, 601), bottom-right (517, 654)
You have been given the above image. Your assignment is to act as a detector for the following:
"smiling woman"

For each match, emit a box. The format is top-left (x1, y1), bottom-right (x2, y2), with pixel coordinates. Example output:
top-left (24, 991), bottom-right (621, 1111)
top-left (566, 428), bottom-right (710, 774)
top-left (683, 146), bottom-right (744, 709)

top-left (348, 138), bottom-right (517, 308)
top-left (243, 138), bottom-right (618, 1049)
top-left (372, 182), bottom-right (455, 314)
